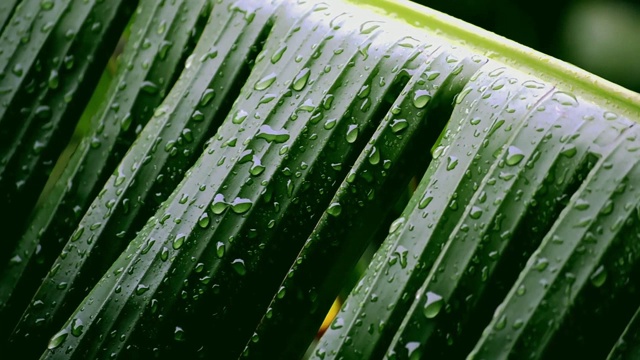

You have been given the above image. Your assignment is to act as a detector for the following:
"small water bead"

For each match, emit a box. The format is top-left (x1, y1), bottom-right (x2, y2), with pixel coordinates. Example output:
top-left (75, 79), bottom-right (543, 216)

top-left (210, 194), bottom-right (228, 214)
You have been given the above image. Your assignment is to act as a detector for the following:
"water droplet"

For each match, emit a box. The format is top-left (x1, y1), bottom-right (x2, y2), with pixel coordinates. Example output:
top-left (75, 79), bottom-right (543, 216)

top-left (140, 81), bottom-right (159, 94)
top-left (136, 284), bottom-right (150, 295)
top-left (200, 88), bottom-right (215, 106)
top-left (216, 241), bottom-right (225, 258)
top-left (505, 146), bottom-right (525, 166)
top-left (419, 192), bottom-right (433, 209)
top-left (173, 233), bottom-right (186, 250)
top-left (394, 245), bottom-right (408, 268)
top-left (552, 91), bottom-right (578, 107)
top-left (327, 202), bottom-right (342, 216)
top-left (158, 40), bottom-right (173, 60)
top-left (70, 318), bottom-right (84, 337)
top-left (256, 125), bottom-right (290, 143)
top-left (250, 157), bottom-right (265, 176)
top-left (369, 146), bottom-right (380, 165)
top-left (271, 45), bottom-right (287, 64)
top-left (233, 109), bottom-right (248, 124)
top-left (198, 212), bottom-right (210, 228)
top-left (254, 73), bottom-right (277, 90)
top-left (40, 0), bottom-right (54, 9)
top-left (346, 124), bottom-right (359, 143)
top-left (406, 342), bottom-right (422, 360)
top-left (590, 265), bottom-right (607, 287)
top-left (331, 317), bottom-right (344, 330)
top-left (292, 68), bottom-right (310, 91)
top-left (446, 156), bottom-right (459, 171)
top-left (534, 257), bottom-right (549, 271)
top-left (560, 144), bottom-right (577, 158)
top-left (191, 110), bottom-right (204, 122)
top-left (423, 291), bottom-right (444, 318)
top-left (574, 199), bottom-right (590, 211)
top-left (174, 326), bottom-right (185, 341)
top-left (231, 259), bottom-right (246, 275)
top-left (389, 217), bottom-right (405, 234)
top-left (70, 226), bottom-right (84, 242)
top-left (231, 198), bottom-right (252, 214)
top-left (469, 206), bottom-right (483, 219)
top-left (47, 329), bottom-right (68, 349)
top-left (413, 89), bottom-right (431, 109)
top-left (360, 21), bottom-right (382, 34)
top-left (324, 118), bottom-right (337, 130)
top-left (494, 314), bottom-right (507, 330)
top-left (390, 119), bottom-right (409, 133)
top-left (48, 69), bottom-right (59, 89)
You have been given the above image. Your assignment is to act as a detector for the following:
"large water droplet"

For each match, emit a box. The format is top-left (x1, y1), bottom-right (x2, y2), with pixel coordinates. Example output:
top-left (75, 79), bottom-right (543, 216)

top-left (327, 202), bottom-right (342, 217)
top-left (256, 125), bottom-right (290, 143)
top-left (390, 119), bottom-right (409, 134)
top-left (254, 73), bottom-right (277, 90)
top-left (231, 259), bottom-right (246, 275)
top-left (271, 45), bottom-right (287, 64)
top-left (70, 318), bottom-right (84, 337)
top-left (346, 124), bottom-right (359, 143)
top-left (413, 89), bottom-right (431, 109)
top-left (173, 233), bottom-right (186, 249)
top-left (233, 109), bottom-right (248, 124)
top-left (47, 329), bottom-right (68, 349)
top-left (292, 68), bottom-right (310, 91)
top-left (423, 291), bottom-right (444, 318)
top-left (200, 89), bottom-right (215, 106)
top-left (551, 91), bottom-right (578, 107)
top-left (231, 198), bottom-right (253, 214)
top-left (505, 146), bottom-right (525, 166)
top-left (469, 206), bottom-right (483, 219)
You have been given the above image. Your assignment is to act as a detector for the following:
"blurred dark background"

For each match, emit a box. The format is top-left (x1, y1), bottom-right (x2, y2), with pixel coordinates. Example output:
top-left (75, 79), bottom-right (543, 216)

top-left (412, 0), bottom-right (640, 93)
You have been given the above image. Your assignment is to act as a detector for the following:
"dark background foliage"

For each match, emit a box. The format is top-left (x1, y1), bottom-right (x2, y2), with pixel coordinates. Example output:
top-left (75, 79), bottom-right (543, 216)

top-left (414, 0), bottom-right (640, 93)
